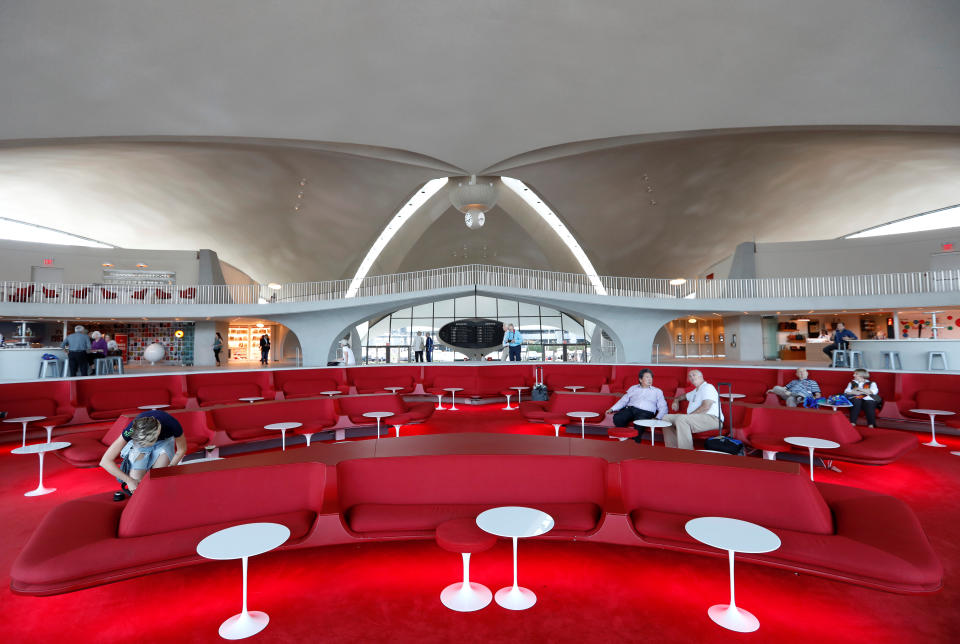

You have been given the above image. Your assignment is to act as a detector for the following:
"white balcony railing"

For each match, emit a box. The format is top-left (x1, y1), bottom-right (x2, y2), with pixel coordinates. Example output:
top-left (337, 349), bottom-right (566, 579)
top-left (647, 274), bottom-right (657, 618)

top-left (1, 265), bottom-right (959, 306)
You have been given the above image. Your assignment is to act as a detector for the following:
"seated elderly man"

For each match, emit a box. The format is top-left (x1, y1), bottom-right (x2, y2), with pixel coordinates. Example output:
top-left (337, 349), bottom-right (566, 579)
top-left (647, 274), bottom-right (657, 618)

top-left (661, 369), bottom-right (723, 450)
top-left (768, 367), bottom-right (821, 407)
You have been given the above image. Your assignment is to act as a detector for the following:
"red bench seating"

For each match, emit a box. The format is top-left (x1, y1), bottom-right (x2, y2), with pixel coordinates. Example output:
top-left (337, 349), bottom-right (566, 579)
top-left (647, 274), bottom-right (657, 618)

top-left (206, 398), bottom-right (338, 441)
top-left (11, 462), bottom-right (325, 595)
top-left (738, 404), bottom-right (917, 465)
top-left (424, 366), bottom-right (534, 398)
top-left (0, 380), bottom-right (75, 432)
top-left (58, 410), bottom-right (216, 467)
top-left (609, 365), bottom-right (684, 397)
top-left (542, 364), bottom-right (611, 392)
top-left (336, 394), bottom-right (435, 427)
top-left (12, 446), bottom-right (941, 596)
top-left (621, 457), bottom-right (940, 593)
top-left (339, 454), bottom-right (607, 538)
top-left (185, 372), bottom-right (276, 406)
top-left (520, 392), bottom-right (619, 423)
top-left (273, 368), bottom-right (349, 399)
top-left (348, 366), bottom-right (419, 394)
top-left (76, 374), bottom-right (188, 420)
top-left (895, 373), bottom-right (960, 421)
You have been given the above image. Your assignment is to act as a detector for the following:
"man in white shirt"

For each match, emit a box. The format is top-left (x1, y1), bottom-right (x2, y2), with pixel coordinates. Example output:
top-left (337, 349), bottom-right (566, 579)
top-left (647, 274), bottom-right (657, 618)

top-left (411, 331), bottom-right (425, 362)
top-left (661, 369), bottom-right (723, 449)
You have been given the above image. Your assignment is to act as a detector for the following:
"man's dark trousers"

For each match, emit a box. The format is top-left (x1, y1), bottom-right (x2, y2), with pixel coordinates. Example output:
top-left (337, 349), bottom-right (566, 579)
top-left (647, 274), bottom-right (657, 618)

top-left (509, 345), bottom-right (522, 361)
top-left (68, 351), bottom-right (88, 377)
top-left (613, 406), bottom-right (656, 443)
top-left (414, 351), bottom-right (424, 362)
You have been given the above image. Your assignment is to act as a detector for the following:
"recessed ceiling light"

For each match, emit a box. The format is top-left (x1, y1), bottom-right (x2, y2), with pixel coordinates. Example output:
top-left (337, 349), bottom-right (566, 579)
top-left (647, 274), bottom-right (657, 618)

top-left (136, 263), bottom-right (148, 268)
top-left (268, 283), bottom-right (281, 290)
top-left (688, 318), bottom-right (697, 324)
top-left (102, 263), bottom-right (113, 267)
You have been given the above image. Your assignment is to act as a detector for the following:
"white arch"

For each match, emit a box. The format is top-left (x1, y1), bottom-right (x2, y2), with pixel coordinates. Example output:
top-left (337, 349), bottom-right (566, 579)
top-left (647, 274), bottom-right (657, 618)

top-left (346, 175), bottom-right (606, 297)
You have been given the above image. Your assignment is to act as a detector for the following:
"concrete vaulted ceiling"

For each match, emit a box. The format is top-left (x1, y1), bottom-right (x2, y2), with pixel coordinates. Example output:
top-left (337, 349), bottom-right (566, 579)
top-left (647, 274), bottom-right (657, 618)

top-left (1, 1), bottom-right (959, 283)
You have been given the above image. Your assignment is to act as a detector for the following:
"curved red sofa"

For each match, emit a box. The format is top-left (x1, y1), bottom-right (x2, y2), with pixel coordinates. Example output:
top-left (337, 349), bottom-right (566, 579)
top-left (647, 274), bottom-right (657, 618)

top-left (423, 365), bottom-right (534, 398)
top-left (11, 462), bottom-right (325, 595)
top-left (347, 366), bottom-right (420, 394)
top-left (185, 371), bottom-right (276, 406)
top-left (520, 391), bottom-right (620, 423)
top-left (274, 368), bottom-right (349, 399)
top-left (336, 393), bottom-right (435, 427)
top-left (542, 364), bottom-right (611, 392)
top-left (10, 445), bottom-right (941, 596)
top-left (76, 374), bottom-right (188, 421)
top-left (737, 404), bottom-right (918, 465)
top-left (619, 458), bottom-right (940, 593)
top-left (0, 380), bottom-right (75, 433)
top-left (206, 397), bottom-right (338, 442)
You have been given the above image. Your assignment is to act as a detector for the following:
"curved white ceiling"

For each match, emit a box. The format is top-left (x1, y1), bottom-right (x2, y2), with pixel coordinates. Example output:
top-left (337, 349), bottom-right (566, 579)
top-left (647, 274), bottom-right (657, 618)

top-left (1, 0), bottom-right (958, 172)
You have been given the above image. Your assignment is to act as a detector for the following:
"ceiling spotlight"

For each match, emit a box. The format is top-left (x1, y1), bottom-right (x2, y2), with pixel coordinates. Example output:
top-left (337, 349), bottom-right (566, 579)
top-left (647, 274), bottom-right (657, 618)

top-left (449, 175), bottom-right (498, 231)
top-left (136, 263), bottom-right (148, 268)
top-left (256, 322), bottom-right (265, 328)
top-left (102, 263), bottom-right (113, 268)
top-left (267, 283), bottom-right (282, 290)
top-left (669, 278), bottom-right (686, 286)
top-left (299, 178), bottom-right (307, 187)
top-left (688, 318), bottom-right (697, 324)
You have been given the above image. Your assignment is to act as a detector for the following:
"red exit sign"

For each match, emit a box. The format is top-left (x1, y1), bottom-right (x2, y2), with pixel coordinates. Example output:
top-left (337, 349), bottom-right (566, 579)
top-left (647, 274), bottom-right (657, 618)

top-left (42, 258), bottom-right (54, 265)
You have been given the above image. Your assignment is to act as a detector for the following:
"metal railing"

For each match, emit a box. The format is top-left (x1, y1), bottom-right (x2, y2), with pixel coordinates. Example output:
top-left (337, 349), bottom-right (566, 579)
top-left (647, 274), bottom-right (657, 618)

top-left (1, 265), bottom-right (959, 306)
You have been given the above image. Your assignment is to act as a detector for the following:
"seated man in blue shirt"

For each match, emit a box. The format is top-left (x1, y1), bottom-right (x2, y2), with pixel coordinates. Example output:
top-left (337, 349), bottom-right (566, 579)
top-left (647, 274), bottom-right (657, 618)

top-left (605, 368), bottom-right (669, 443)
top-left (822, 322), bottom-right (858, 360)
top-left (768, 367), bottom-right (821, 407)
top-left (99, 409), bottom-right (187, 494)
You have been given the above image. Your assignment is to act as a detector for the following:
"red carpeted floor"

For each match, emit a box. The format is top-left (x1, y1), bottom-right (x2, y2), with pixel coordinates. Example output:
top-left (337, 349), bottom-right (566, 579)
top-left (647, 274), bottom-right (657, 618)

top-left (0, 405), bottom-right (957, 643)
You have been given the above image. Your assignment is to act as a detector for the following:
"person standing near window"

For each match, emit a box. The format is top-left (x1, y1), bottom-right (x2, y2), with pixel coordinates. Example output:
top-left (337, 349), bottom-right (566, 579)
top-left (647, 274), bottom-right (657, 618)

top-left (503, 323), bottom-right (523, 361)
top-left (213, 332), bottom-right (224, 366)
top-left (62, 325), bottom-right (91, 377)
top-left (259, 333), bottom-right (270, 365)
top-left (425, 333), bottom-right (434, 362)
top-left (412, 330), bottom-right (425, 362)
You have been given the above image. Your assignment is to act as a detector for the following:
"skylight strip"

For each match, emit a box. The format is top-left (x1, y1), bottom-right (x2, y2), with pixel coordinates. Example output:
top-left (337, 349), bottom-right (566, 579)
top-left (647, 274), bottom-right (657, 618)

top-left (0, 217), bottom-right (115, 248)
top-left (345, 178), bottom-right (449, 298)
top-left (844, 204), bottom-right (960, 239)
top-left (500, 176), bottom-right (607, 295)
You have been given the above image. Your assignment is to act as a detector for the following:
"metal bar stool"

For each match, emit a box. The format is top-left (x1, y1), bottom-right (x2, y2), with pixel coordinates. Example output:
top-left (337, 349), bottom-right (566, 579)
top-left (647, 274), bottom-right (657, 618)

top-left (847, 350), bottom-right (865, 369)
top-left (928, 351), bottom-right (948, 371)
top-left (38, 359), bottom-right (61, 378)
top-left (831, 349), bottom-right (849, 368)
top-left (106, 355), bottom-right (124, 374)
top-left (881, 351), bottom-right (902, 370)
top-left (94, 357), bottom-right (112, 375)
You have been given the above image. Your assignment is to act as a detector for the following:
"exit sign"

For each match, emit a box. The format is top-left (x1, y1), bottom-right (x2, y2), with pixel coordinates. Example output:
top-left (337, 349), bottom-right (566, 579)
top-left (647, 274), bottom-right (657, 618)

top-left (42, 258), bottom-right (54, 265)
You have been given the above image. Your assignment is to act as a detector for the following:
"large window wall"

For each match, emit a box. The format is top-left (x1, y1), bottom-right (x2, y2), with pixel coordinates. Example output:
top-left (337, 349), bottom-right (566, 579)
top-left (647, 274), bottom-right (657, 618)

top-left (358, 295), bottom-right (593, 363)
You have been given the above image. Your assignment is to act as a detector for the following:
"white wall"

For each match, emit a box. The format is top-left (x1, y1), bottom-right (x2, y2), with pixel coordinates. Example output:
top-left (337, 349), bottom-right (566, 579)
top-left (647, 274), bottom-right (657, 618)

top-left (753, 227), bottom-right (960, 278)
top-left (0, 239), bottom-right (202, 284)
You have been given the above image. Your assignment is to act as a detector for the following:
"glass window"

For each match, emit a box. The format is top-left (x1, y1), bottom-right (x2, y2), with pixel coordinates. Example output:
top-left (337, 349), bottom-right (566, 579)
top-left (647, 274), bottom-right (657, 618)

top-left (433, 318), bottom-right (454, 338)
top-left (367, 317), bottom-right (390, 346)
top-left (519, 301), bottom-right (539, 316)
top-left (390, 317), bottom-right (411, 345)
top-left (355, 321), bottom-right (370, 344)
top-left (561, 314), bottom-right (584, 342)
top-left (434, 298), bottom-right (454, 316)
top-left (497, 298), bottom-right (518, 318)
top-left (476, 295), bottom-right (497, 317)
top-left (411, 318), bottom-right (433, 333)
top-left (539, 306), bottom-right (560, 316)
top-left (455, 296), bottom-right (476, 318)
top-left (392, 307), bottom-right (412, 318)
top-left (412, 303), bottom-right (432, 317)
top-left (540, 317), bottom-right (563, 343)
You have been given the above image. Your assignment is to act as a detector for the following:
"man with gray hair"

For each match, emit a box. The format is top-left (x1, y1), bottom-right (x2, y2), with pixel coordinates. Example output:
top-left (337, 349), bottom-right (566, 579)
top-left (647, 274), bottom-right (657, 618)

top-left (661, 369), bottom-right (723, 449)
top-left (769, 367), bottom-right (821, 407)
top-left (62, 325), bottom-right (91, 377)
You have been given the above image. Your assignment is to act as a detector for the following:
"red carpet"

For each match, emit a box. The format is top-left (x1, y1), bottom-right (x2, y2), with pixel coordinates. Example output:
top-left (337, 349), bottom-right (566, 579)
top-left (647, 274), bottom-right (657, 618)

top-left (0, 404), bottom-right (957, 643)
